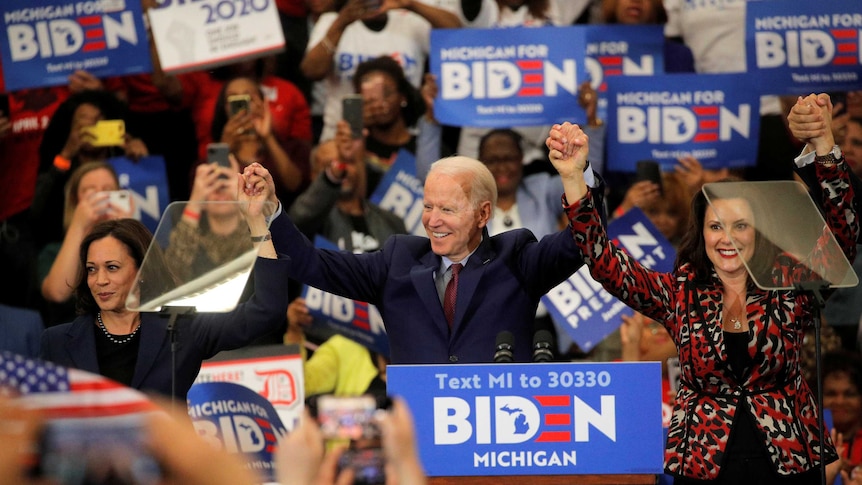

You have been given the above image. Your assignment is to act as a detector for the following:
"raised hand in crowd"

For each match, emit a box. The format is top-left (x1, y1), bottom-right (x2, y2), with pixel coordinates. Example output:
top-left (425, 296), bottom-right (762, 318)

top-left (673, 155), bottom-right (705, 194)
top-left (285, 297), bottom-right (313, 346)
top-left (67, 70), bottom-right (104, 93)
top-left (614, 180), bottom-right (661, 218)
top-left (147, 405), bottom-right (258, 485)
top-left (787, 93), bottom-right (837, 152)
top-left (0, 399), bottom-right (45, 485)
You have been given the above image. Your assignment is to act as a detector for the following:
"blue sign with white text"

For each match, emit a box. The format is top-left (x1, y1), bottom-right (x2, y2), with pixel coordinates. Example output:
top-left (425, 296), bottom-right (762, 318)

top-left (369, 149), bottom-right (425, 236)
top-left (1, 0), bottom-right (152, 91)
top-left (187, 382), bottom-right (288, 483)
top-left (430, 26), bottom-right (586, 127)
top-left (606, 73), bottom-right (761, 172)
top-left (543, 209), bottom-right (675, 353)
top-left (585, 25), bottom-right (666, 125)
top-left (746, 0), bottom-right (862, 94)
top-left (301, 236), bottom-right (390, 357)
top-left (388, 362), bottom-right (664, 476)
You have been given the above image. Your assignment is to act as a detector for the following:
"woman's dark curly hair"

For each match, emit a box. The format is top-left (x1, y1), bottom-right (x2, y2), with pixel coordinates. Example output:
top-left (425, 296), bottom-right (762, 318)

top-left (351, 56), bottom-right (426, 128)
top-left (210, 76), bottom-right (267, 145)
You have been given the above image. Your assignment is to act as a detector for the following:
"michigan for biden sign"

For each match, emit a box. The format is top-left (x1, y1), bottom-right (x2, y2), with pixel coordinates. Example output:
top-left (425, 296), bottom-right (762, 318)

top-left (387, 362), bottom-right (664, 476)
top-left (746, 0), bottom-right (862, 94)
top-left (430, 26), bottom-right (586, 127)
top-left (606, 73), bottom-right (760, 172)
top-left (1, 0), bottom-right (151, 91)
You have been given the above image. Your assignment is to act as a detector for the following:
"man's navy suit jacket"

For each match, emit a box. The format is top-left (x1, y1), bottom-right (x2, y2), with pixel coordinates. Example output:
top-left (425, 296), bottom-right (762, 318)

top-left (270, 209), bottom-right (590, 364)
top-left (40, 257), bottom-right (291, 400)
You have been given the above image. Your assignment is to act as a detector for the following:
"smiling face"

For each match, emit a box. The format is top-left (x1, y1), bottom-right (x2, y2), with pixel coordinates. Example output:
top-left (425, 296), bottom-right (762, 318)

top-left (703, 198), bottom-right (755, 280)
top-left (823, 371), bottom-right (862, 434)
top-left (479, 133), bottom-right (524, 199)
top-left (422, 171), bottom-right (490, 262)
top-left (87, 236), bottom-right (139, 313)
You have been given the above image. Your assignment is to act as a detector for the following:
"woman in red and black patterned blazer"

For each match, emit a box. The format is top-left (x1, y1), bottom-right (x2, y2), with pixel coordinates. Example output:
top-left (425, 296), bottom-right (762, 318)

top-left (546, 93), bottom-right (858, 484)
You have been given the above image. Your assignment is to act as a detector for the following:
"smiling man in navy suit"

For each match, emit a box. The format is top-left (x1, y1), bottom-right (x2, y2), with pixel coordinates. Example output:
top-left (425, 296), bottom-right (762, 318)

top-left (260, 150), bottom-right (600, 364)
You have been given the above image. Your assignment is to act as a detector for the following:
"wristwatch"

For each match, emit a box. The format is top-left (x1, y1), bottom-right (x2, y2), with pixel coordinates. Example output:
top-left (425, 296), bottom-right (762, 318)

top-left (814, 145), bottom-right (843, 165)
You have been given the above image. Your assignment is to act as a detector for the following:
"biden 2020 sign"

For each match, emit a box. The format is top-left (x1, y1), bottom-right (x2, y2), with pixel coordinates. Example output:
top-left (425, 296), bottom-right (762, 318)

top-left (388, 362), bottom-right (664, 476)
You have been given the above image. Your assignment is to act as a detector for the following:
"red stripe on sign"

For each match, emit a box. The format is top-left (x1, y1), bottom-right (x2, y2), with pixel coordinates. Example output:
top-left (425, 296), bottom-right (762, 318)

top-left (544, 413), bottom-right (571, 426)
top-left (78, 16), bottom-right (102, 26)
top-left (699, 120), bottom-right (719, 130)
top-left (604, 69), bottom-right (623, 76)
top-left (85, 29), bottom-right (104, 39)
top-left (41, 402), bottom-right (154, 419)
top-left (516, 60), bottom-right (543, 70)
top-left (692, 106), bottom-right (719, 116)
top-left (599, 57), bottom-right (622, 66)
top-left (834, 56), bottom-right (858, 65)
top-left (354, 320), bottom-right (371, 330)
top-left (523, 74), bottom-right (543, 84)
top-left (694, 133), bottom-right (718, 142)
top-left (832, 29), bottom-right (857, 39)
top-left (355, 307), bottom-right (368, 319)
top-left (837, 43), bottom-right (858, 53)
top-left (83, 42), bottom-right (106, 52)
top-left (536, 431), bottom-right (571, 442)
top-left (534, 395), bottom-right (570, 406)
top-left (517, 87), bottom-right (543, 96)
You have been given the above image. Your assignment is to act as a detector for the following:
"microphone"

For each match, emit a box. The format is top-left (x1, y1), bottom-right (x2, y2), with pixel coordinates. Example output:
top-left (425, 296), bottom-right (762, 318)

top-left (532, 330), bottom-right (555, 362)
top-left (493, 331), bottom-right (514, 363)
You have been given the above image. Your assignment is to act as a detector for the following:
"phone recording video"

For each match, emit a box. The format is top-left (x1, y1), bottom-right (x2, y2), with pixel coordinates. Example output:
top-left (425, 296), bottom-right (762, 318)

top-left (342, 94), bottom-right (364, 139)
top-left (316, 395), bottom-right (386, 485)
top-left (81, 120), bottom-right (126, 147)
top-left (31, 416), bottom-right (162, 485)
top-left (636, 160), bottom-right (663, 195)
top-left (228, 94), bottom-right (251, 117)
top-left (97, 189), bottom-right (133, 214)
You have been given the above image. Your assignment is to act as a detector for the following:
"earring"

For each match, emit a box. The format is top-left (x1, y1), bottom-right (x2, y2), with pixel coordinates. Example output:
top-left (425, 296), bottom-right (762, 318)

top-left (400, 100), bottom-right (408, 107)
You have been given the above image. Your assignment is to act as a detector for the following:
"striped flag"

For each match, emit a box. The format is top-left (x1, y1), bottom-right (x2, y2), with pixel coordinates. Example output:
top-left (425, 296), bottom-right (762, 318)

top-left (0, 351), bottom-right (157, 417)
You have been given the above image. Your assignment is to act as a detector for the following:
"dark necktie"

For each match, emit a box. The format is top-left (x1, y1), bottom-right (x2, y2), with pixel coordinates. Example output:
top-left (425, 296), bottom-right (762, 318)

top-left (444, 263), bottom-right (463, 329)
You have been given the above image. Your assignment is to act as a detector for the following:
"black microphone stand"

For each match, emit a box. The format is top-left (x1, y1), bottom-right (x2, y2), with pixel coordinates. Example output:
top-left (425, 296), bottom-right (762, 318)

top-left (159, 306), bottom-right (196, 409)
top-left (795, 281), bottom-right (830, 485)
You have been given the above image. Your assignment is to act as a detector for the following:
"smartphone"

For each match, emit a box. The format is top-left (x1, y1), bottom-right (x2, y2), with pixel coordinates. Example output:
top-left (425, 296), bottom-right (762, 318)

top-left (31, 416), bottom-right (162, 484)
top-left (82, 119), bottom-right (125, 147)
top-left (317, 395), bottom-right (385, 485)
top-left (207, 142), bottom-right (231, 168)
top-left (99, 189), bottom-right (132, 213)
top-left (636, 160), bottom-right (663, 194)
top-left (227, 94), bottom-right (251, 117)
top-left (342, 94), bottom-right (364, 139)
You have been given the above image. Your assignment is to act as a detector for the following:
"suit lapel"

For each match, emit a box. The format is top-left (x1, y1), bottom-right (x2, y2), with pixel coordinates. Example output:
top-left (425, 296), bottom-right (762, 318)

top-left (411, 252), bottom-right (448, 336)
top-left (65, 318), bottom-right (99, 373)
top-left (452, 232), bottom-right (496, 333)
top-left (131, 314), bottom-right (170, 389)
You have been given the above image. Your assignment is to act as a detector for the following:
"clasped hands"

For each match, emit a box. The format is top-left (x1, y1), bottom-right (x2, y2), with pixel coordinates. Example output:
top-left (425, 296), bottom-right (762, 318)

top-left (546, 122), bottom-right (589, 179)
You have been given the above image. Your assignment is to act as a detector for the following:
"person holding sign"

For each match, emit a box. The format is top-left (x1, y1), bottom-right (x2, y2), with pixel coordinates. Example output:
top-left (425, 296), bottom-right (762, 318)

top-left (254, 155), bottom-right (601, 364)
top-left (546, 93), bottom-right (857, 484)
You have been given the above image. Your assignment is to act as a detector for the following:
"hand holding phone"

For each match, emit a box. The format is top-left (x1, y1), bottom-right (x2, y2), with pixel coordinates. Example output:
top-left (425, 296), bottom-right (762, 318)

top-left (228, 94), bottom-right (251, 117)
top-left (636, 160), bottom-right (663, 195)
top-left (81, 120), bottom-right (126, 147)
top-left (317, 395), bottom-right (386, 485)
top-left (342, 95), bottom-right (364, 139)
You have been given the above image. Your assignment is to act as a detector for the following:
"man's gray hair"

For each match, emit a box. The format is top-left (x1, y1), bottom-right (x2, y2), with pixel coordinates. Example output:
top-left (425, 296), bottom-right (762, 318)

top-left (428, 156), bottom-right (498, 211)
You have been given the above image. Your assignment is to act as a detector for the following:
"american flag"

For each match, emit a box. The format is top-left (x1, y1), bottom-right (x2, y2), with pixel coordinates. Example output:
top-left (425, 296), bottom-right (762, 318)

top-left (0, 351), bottom-right (157, 417)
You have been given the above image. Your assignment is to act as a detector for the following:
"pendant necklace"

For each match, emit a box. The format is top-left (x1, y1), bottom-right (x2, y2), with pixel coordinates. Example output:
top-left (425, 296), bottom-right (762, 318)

top-left (97, 312), bottom-right (140, 344)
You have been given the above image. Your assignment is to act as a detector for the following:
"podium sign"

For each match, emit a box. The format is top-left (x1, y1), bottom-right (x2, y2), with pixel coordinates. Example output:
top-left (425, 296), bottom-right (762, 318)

top-left (388, 362), bottom-right (664, 476)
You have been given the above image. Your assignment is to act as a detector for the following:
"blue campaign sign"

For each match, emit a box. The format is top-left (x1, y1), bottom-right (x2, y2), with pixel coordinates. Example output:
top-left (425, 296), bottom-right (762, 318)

top-left (430, 26), bottom-right (586, 127)
top-left (543, 209), bottom-right (675, 353)
top-left (1, 0), bottom-right (152, 91)
top-left (746, 0), bottom-right (862, 94)
top-left (369, 149), bottom-right (425, 236)
top-left (187, 382), bottom-right (288, 483)
top-left (388, 362), bottom-right (664, 476)
top-left (606, 73), bottom-right (761, 172)
top-left (585, 25), bottom-right (666, 125)
top-left (301, 236), bottom-right (390, 357)
top-left (109, 155), bottom-right (170, 234)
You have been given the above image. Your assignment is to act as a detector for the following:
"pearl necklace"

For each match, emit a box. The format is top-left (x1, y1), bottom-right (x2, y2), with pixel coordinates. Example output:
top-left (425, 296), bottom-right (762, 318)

top-left (97, 312), bottom-right (141, 344)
